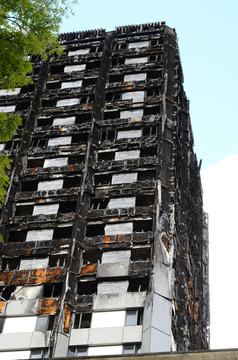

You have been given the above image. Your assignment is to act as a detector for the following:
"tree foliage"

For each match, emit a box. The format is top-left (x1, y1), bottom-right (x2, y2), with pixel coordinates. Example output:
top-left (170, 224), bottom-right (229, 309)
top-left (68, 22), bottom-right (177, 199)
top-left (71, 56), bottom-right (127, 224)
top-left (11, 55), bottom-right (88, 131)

top-left (0, 0), bottom-right (76, 208)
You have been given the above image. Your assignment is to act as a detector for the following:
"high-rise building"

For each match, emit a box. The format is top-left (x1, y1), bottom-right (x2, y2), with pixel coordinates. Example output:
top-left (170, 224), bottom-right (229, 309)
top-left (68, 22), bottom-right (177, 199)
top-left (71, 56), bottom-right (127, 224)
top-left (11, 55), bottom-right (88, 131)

top-left (0, 22), bottom-right (209, 359)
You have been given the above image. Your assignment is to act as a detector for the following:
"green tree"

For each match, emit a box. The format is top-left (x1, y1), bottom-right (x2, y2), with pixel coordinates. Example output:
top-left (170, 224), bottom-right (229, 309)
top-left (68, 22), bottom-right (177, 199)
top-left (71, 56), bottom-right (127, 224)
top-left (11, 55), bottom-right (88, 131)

top-left (0, 0), bottom-right (76, 209)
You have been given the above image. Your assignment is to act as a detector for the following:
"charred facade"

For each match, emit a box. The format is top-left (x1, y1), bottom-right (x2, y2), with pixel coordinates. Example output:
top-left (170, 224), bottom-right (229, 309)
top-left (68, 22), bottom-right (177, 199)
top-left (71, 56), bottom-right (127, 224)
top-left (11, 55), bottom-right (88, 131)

top-left (0, 22), bottom-right (209, 359)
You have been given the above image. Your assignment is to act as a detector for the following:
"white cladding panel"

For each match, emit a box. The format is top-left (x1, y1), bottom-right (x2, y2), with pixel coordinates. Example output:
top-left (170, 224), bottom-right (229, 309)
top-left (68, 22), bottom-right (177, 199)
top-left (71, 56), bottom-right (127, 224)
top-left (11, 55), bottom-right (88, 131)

top-left (111, 173), bottom-right (137, 185)
top-left (88, 346), bottom-right (122, 356)
top-left (33, 204), bottom-right (59, 216)
top-left (117, 129), bottom-right (142, 139)
top-left (0, 105), bottom-right (16, 113)
top-left (125, 57), bottom-right (147, 65)
top-left (0, 351), bottom-right (31, 360)
top-left (68, 48), bottom-right (90, 56)
top-left (43, 157), bottom-right (68, 168)
top-left (102, 250), bottom-right (131, 263)
top-left (120, 109), bottom-right (143, 119)
top-left (97, 281), bottom-right (128, 295)
top-left (26, 229), bottom-right (53, 242)
top-left (37, 179), bottom-right (63, 191)
top-left (91, 311), bottom-right (125, 328)
top-left (104, 222), bottom-right (133, 235)
top-left (124, 73), bottom-right (147, 82)
top-left (128, 41), bottom-right (149, 49)
top-left (0, 88), bottom-right (21, 96)
top-left (52, 116), bottom-right (75, 126)
top-left (64, 64), bottom-right (86, 73)
top-left (115, 150), bottom-right (140, 161)
top-left (0, 144), bottom-right (5, 151)
top-left (108, 197), bottom-right (135, 209)
top-left (121, 91), bottom-right (145, 103)
top-left (13, 286), bottom-right (43, 300)
top-left (56, 98), bottom-right (79, 107)
top-left (19, 257), bottom-right (49, 270)
top-left (2, 316), bottom-right (37, 333)
top-left (48, 136), bottom-right (72, 147)
top-left (61, 80), bottom-right (82, 89)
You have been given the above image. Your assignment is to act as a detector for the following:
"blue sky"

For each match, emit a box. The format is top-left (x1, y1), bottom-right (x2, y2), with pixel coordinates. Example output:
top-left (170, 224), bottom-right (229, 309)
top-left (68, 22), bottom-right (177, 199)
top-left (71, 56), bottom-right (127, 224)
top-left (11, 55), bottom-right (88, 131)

top-left (60, 0), bottom-right (238, 349)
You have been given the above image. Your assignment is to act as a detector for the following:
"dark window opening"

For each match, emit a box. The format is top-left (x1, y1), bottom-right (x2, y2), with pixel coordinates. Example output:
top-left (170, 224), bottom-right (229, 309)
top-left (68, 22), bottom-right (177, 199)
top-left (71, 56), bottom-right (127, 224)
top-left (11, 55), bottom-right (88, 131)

top-left (144, 105), bottom-right (160, 115)
top-left (143, 126), bottom-right (158, 137)
top-left (43, 282), bottom-right (63, 298)
top-left (90, 198), bottom-right (108, 210)
top-left (2, 257), bottom-right (20, 271)
top-left (4, 140), bottom-right (21, 151)
top-left (8, 230), bottom-right (27, 243)
top-left (131, 247), bottom-right (151, 261)
top-left (21, 180), bottom-right (38, 192)
top-left (49, 254), bottom-right (67, 267)
top-left (77, 280), bottom-right (97, 295)
top-left (103, 110), bottom-right (120, 120)
top-left (20, 84), bottom-right (35, 94)
top-left (50, 64), bottom-right (65, 75)
top-left (37, 117), bottom-right (53, 127)
top-left (138, 170), bottom-right (156, 181)
top-left (147, 70), bottom-right (162, 80)
top-left (27, 158), bottom-right (44, 168)
top-left (125, 309), bottom-right (143, 326)
top-left (0, 285), bottom-right (16, 300)
top-left (141, 146), bottom-right (157, 157)
top-left (71, 132), bottom-right (88, 144)
top-left (30, 137), bottom-right (48, 148)
top-left (128, 277), bottom-right (149, 292)
top-left (15, 204), bottom-right (34, 216)
top-left (53, 226), bottom-right (72, 239)
top-left (73, 313), bottom-right (92, 329)
top-left (105, 92), bottom-right (121, 102)
top-left (47, 81), bottom-right (60, 90)
top-left (68, 346), bottom-right (88, 358)
top-left (85, 60), bottom-right (101, 69)
top-left (42, 99), bottom-right (56, 108)
top-left (111, 57), bottom-right (124, 67)
top-left (136, 194), bottom-right (154, 207)
top-left (147, 87), bottom-right (160, 97)
top-left (86, 223), bottom-right (104, 237)
top-left (75, 112), bottom-right (92, 123)
top-left (108, 74), bottom-right (124, 83)
top-left (68, 155), bottom-right (84, 165)
top-left (94, 173), bottom-right (112, 186)
top-left (149, 54), bottom-right (163, 62)
top-left (58, 201), bottom-right (77, 214)
top-left (97, 151), bottom-right (115, 161)
top-left (15, 101), bottom-right (30, 112)
top-left (83, 250), bottom-right (102, 265)
top-left (133, 219), bottom-right (152, 232)
top-left (79, 94), bottom-right (94, 105)
top-left (82, 77), bottom-right (97, 86)
top-left (100, 130), bottom-right (115, 142)
top-left (63, 175), bottom-right (81, 188)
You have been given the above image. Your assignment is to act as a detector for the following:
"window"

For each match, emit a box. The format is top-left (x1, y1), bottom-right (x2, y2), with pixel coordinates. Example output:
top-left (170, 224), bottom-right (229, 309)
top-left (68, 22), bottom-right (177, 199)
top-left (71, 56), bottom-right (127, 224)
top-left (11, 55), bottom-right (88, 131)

top-left (43, 282), bottom-right (63, 298)
top-left (68, 347), bottom-right (88, 357)
top-left (123, 344), bottom-right (141, 354)
top-left (30, 348), bottom-right (49, 359)
top-left (125, 309), bottom-right (143, 326)
top-left (73, 313), bottom-right (91, 329)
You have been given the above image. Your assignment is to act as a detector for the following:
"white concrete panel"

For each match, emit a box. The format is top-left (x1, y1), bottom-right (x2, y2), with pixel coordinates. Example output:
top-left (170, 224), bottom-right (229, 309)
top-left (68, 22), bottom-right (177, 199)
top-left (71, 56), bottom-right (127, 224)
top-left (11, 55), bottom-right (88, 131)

top-left (102, 250), bottom-right (131, 263)
top-left (89, 327), bottom-right (123, 346)
top-left (121, 91), bottom-right (145, 103)
top-left (0, 144), bottom-right (5, 151)
top-left (117, 129), bottom-right (142, 139)
top-left (125, 57), bottom-right (147, 65)
top-left (108, 197), bottom-right (135, 209)
top-left (123, 325), bottom-right (142, 343)
top-left (0, 350), bottom-right (31, 359)
top-left (104, 222), bottom-right (133, 235)
top-left (120, 109), bottom-right (143, 119)
top-left (37, 179), bottom-right (63, 191)
top-left (93, 292), bottom-right (146, 311)
top-left (128, 41), bottom-right (149, 49)
top-left (64, 64), bottom-right (86, 73)
top-left (97, 263), bottom-right (129, 278)
top-left (19, 257), bottom-right (48, 270)
top-left (111, 172), bottom-right (137, 185)
top-left (2, 316), bottom-right (37, 333)
top-left (154, 261), bottom-right (172, 299)
top-left (47, 136), bottom-right (72, 147)
top-left (88, 345), bottom-right (122, 356)
top-left (56, 98), bottom-right (79, 107)
top-left (26, 229), bottom-right (53, 242)
top-left (97, 281), bottom-right (128, 295)
top-left (0, 331), bottom-right (50, 351)
top-left (150, 327), bottom-right (171, 352)
top-left (68, 48), bottom-right (90, 56)
top-left (0, 105), bottom-right (16, 113)
top-left (61, 80), bottom-right (82, 89)
top-left (33, 203), bottom-right (59, 216)
top-left (152, 294), bottom-right (171, 335)
top-left (124, 73), bottom-right (147, 82)
top-left (69, 329), bottom-right (89, 346)
top-left (115, 150), bottom-right (140, 161)
top-left (43, 157), bottom-right (68, 168)
top-left (91, 311), bottom-right (125, 328)
top-left (52, 116), bottom-right (75, 126)
top-left (0, 88), bottom-right (21, 96)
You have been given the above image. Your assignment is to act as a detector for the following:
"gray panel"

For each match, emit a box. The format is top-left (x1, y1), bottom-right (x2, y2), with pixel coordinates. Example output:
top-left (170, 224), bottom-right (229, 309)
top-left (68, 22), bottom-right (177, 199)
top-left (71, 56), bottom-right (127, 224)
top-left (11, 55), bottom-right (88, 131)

top-left (111, 173), bottom-right (137, 185)
top-left (102, 250), bottom-right (131, 263)
top-left (11, 286), bottom-right (43, 300)
top-left (64, 64), bottom-right (86, 73)
top-left (115, 150), bottom-right (140, 161)
top-left (61, 80), bottom-right (82, 89)
top-left (125, 57), bottom-right (147, 65)
top-left (0, 144), bottom-right (5, 151)
top-left (104, 222), bottom-right (133, 235)
top-left (54, 332), bottom-right (70, 358)
top-left (69, 329), bottom-right (89, 346)
top-left (122, 325), bottom-right (142, 343)
top-left (26, 229), bottom-right (53, 242)
top-left (121, 91), bottom-right (145, 103)
top-left (68, 48), bottom-right (90, 56)
top-left (0, 88), bottom-right (21, 96)
top-left (19, 257), bottom-right (49, 270)
top-left (128, 41), bottom-right (149, 49)
top-left (43, 157), bottom-right (68, 168)
top-left (4, 299), bottom-right (40, 316)
top-left (37, 179), bottom-right (63, 191)
top-left (117, 129), bottom-right (142, 139)
top-left (124, 73), bottom-right (147, 82)
top-left (150, 327), bottom-right (171, 352)
top-left (56, 98), bottom-right (79, 107)
top-left (120, 109), bottom-right (143, 119)
top-left (151, 294), bottom-right (171, 335)
top-left (93, 292), bottom-right (146, 311)
top-left (154, 261), bottom-right (172, 299)
top-left (0, 331), bottom-right (50, 351)
top-left (108, 197), bottom-right (135, 209)
top-left (97, 262), bottom-right (129, 278)
top-left (0, 105), bottom-right (16, 113)
top-left (33, 204), bottom-right (59, 216)
top-left (97, 281), bottom-right (128, 295)
top-left (88, 327), bottom-right (123, 346)
top-left (52, 116), bottom-right (75, 126)
top-left (48, 136), bottom-right (72, 146)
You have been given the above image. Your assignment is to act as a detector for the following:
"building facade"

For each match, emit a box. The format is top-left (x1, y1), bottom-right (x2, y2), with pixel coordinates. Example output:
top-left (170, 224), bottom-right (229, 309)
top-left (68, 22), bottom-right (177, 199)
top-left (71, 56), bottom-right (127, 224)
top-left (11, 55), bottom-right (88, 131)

top-left (0, 22), bottom-right (209, 359)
